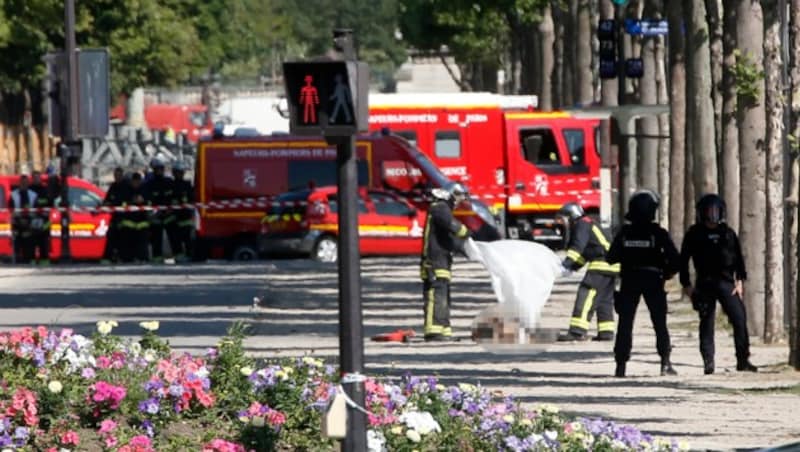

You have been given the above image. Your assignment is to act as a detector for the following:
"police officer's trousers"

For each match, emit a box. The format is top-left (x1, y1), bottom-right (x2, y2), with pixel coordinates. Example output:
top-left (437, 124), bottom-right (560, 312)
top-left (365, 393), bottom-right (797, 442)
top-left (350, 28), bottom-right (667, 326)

top-left (422, 267), bottom-right (452, 337)
top-left (613, 271), bottom-right (671, 363)
top-left (568, 272), bottom-right (616, 337)
top-left (693, 279), bottom-right (751, 364)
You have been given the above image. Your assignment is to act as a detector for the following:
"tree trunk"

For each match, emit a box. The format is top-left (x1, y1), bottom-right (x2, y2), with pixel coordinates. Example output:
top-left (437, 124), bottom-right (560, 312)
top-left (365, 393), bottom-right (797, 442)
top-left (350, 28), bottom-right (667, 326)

top-left (575, 0), bottom-right (594, 105)
top-left (638, 0), bottom-right (660, 193)
top-left (553, 3), bottom-right (566, 108)
top-left (655, 21), bottom-right (670, 228)
top-left (563, 1), bottom-right (576, 106)
top-left (685, 0), bottom-right (719, 195)
top-left (790, 0), bottom-right (800, 369)
top-left (539, 6), bottom-right (556, 111)
top-left (722, 0), bottom-right (741, 233)
top-left (668, 0), bottom-right (688, 242)
top-left (737, 0), bottom-right (767, 336)
top-left (707, 0), bottom-right (724, 186)
top-left (762, 0), bottom-right (785, 344)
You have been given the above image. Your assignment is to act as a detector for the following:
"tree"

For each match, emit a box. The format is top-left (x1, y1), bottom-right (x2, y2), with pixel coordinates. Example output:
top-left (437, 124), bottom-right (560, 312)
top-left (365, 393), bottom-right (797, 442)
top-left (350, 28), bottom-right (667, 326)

top-left (638, 0), bottom-right (660, 194)
top-left (667, 0), bottom-right (687, 242)
top-left (721, 0), bottom-right (740, 233)
top-left (791, 0), bottom-right (800, 369)
top-left (707, 0), bottom-right (724, 173)
top-left (762, 0), bottom-right (785, 344)
top-left (736, 0), bottom-right (766, 336)
top-left (574, 0), bottom-right (593, 105)
top-left (537, 4), bottom-right (555, 110)
top-left (684, 0), bottom-right (718, 196)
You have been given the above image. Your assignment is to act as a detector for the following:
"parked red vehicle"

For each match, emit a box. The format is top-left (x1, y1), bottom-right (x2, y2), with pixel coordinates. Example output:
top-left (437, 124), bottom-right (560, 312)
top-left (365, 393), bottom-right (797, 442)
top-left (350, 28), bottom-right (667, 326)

top-left (259, 186), bottom-right (426, 262)
top-left (194, 133), bottom-right (499, 260)
top-left (0, 175), bottom-right (110, 262)
top-left (368, 93), bottom-right (602, 244)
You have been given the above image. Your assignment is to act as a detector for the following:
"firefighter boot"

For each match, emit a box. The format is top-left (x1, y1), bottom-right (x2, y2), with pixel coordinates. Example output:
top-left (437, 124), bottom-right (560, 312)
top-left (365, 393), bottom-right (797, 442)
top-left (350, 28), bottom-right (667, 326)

top-left (660, 357), bottom-right (677, 376)
top-left (614, 361), bottom-right (626, 378)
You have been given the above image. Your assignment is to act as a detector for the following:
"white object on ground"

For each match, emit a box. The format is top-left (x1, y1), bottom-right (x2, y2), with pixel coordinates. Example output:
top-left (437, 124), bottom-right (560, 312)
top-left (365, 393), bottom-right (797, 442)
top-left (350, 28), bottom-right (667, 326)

top-left (464, 238), bottom-right (562, 330)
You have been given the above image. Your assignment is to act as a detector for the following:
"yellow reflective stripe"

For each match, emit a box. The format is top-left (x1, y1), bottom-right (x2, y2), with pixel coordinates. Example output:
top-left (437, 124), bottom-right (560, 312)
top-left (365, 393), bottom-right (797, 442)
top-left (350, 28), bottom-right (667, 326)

top-left (456, 224), bottom-right (469, 238)
top-left (587, 261), bottom-right (620, 273)
top-left (425, 288), bottom-right (435, 330)
top-left (281, 214), bottom-right (290, 221)
top-left (592, 225), bottom-right (611, 251)
top-left (566, 249), bottom-right (585, 265)
top-left (580, 288), bottom-right (597, 322)
top-left (177, 220), bottom-right (194, 227)
top-left (434, 269), bottom-right (452, 279)
top-left (120, 220), bottom-right (136, 228)
top-left (598, 321), bottom-right (616, 333)
top-left (569, 318), bottom-right (590, 329)
top-left (293, 213), bottom-right (302, 221)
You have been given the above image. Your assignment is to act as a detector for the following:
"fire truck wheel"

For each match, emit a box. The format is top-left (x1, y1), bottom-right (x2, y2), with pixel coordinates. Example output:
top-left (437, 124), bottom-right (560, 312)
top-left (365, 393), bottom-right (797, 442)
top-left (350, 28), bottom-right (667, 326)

top-left (231, 245), bottom-right (258, 261)
top-left (312, 235), bottom-right (338, 263)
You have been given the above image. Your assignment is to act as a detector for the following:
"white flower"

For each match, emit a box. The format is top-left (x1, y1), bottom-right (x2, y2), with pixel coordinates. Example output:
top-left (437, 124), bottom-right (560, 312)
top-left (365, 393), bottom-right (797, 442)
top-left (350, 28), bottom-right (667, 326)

top-left (139, 321), bottom-right (160, 331)
top-left (129, 342), bottom-right (142, 357)
top-left (390, 426), bottom-right (403, 435)
top-left (405, 429), bottom-right (421, 443)
top-left (143, 349), bottom-right (157, 363)
top-left (367, 429), bottom-right (388, 452)
top-left (196, 367), bottom-right (210, 379)
top-left (240, 366), bottom-right (254, 377)
top-left (399, 411), bottom-right (441, 436)
top-left (458, 383), bottom-right (477, 393)
top-left (302, 356), bottom-right (323, 367)
top-left (48, 380), bottom-right (63, 394)
top-left (251, 416), bottom-right (265, 427)
top-left (96, 320), bottom-right (116, 335)
top-left (503, 414), bottom-right (515, 423)
top-left (544, 430), bottom-right (558, 441)
top-left (521, 418), bottom-right (532, 427)
top-left (537, 403), bottom-right (560, 414)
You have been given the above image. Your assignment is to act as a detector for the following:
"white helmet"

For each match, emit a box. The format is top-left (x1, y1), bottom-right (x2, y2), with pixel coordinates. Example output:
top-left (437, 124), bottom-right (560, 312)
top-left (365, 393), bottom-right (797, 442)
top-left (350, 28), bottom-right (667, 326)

top-left (172, 161), bottom-right (187, 172)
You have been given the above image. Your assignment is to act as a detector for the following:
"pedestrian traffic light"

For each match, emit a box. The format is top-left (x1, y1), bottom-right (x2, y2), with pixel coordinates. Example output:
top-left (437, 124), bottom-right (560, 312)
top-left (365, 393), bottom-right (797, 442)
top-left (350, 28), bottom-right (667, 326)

top-left (283, 60), bottom-right (369, 136)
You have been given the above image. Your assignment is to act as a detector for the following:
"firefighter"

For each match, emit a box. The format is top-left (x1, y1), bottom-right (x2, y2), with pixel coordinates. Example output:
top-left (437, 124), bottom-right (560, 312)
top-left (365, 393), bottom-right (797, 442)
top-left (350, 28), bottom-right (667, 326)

top-left (166, 161), bottom-right (194, 262)
top-left (119, 172), bottom-right (149, 262)
top-left (606, 190), bottom-right (680, 377)
top-left (9, 175), bottom-right (38, 264)
top-left (556, 202), bottom-right (619, 342)
top-left (30, 171), bottom-right (52, 265)
top-left (101, 167), bottom-right (130, 263)
top-left (142, 158), bottom-right (173, 263)
top-left (680, 194), bottom-right (757, 374)
top-left (420, 185), bottom-right (470, 341)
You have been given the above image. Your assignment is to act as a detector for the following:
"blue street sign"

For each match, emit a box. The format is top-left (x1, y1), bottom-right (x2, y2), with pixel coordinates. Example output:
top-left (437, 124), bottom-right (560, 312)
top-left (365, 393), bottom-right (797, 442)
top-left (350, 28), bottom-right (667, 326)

top-left (625, 19), bottom-right (669, 36)
top-left (611, 0), bottom-right (629, 5)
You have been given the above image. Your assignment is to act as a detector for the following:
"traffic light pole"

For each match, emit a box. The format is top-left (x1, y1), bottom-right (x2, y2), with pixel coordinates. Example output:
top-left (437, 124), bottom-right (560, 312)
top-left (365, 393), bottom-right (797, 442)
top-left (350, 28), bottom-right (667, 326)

top-left (60, 0), bottom-right (78, 263)
top-left (331, 133), bottom-right (367, 452)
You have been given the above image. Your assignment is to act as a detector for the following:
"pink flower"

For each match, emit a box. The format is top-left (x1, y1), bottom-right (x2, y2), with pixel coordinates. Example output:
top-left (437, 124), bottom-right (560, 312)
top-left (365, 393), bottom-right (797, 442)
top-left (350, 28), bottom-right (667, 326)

top-left (60, 430), bottom-right (80, 446)
top-left (266, 410), bottom-right (286, 426)
top-left (202, 439), bottom-right (246, 452)
top-left (96, 356), bottom-right (112, 369)
top-left (117, 435), bottom-right (155, 452)
top-left (105, 436), bottom-right (118, 448)
top-left (99, 419), bottom-right (117, 434)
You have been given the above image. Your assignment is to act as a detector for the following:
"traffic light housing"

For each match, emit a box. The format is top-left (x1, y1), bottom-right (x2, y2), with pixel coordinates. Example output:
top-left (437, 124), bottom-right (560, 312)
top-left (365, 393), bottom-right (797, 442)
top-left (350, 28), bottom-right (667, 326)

top-left (597, 19), bottom-right (618, 79)
top-left (283, 60), bottom-right (369, 136)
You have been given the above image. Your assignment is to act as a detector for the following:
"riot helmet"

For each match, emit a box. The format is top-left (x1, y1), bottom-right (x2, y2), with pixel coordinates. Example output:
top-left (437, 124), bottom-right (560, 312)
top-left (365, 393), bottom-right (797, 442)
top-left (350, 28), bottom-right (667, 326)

top-left (557, 202), bottom-right (585, 223)
top-left (696, 193), bottom-right (726, 225)
top-left (625, 189), bottom-right (659, 223)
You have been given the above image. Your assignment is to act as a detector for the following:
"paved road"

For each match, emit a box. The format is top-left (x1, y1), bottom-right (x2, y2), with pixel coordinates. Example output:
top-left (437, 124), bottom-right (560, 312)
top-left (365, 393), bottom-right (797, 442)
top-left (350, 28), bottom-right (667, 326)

top-left (1, 258), bottom-right (798, 449)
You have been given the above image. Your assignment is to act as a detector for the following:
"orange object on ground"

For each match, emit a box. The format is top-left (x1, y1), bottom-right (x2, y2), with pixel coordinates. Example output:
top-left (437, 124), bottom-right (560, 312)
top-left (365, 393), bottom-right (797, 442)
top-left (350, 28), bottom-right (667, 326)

top-left (370, 329), bottom-right (416, 342)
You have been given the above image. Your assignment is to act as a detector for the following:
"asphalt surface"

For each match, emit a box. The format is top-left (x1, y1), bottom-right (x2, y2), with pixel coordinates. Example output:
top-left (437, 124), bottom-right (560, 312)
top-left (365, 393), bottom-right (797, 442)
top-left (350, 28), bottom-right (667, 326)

top-left (1, 257), bottom-right (798, 449)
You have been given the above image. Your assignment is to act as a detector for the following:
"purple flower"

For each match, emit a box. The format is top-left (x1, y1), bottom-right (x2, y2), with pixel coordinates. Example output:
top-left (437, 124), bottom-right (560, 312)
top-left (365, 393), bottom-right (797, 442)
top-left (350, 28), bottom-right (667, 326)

top-left (13, 427), bottom-right (29, 439)
top-left (144, 380), bottom-right (164, 392)
top-left (0, 433), bottom-right (11, 446)
top-left (139, 398), bottom-right (160, 415)
top-left (168, 384), bottom-right (184, 397)
top-left (505, 435), bottom-right (525, 452)
top-left (82, 367), bottom-right (96, 379)
top-left (324, 365), bottom-right (335, 376)
top-left (141, 419), bottom-right (155, 437)
top-left (205, 347), bottom-right (218, 359)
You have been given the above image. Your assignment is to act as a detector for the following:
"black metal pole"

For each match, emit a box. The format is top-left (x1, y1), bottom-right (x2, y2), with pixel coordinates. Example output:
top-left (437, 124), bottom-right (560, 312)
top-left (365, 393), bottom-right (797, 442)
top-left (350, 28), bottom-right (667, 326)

top-left (616, 4), bottom-right (626, 106)
top-left (61, 0), bottom-right (78, 263)
top-left (335, 134), bottom-right (367, 451)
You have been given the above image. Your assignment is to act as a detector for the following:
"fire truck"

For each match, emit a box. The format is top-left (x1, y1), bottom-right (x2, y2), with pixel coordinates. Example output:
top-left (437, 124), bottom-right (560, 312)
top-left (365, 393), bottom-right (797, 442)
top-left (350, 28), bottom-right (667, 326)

top-left (367, 93), bottom-right (601, 244)
top-left (193, 133), bottom-right (499, 260)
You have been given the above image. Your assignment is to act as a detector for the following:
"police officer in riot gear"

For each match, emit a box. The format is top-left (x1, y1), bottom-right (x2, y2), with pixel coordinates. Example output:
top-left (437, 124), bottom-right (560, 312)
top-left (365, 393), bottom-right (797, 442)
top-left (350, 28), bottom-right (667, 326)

top-left (556, 202), bottom-right (619, 342)
top-left (607, 190), bottom-right (680, 377)
top-left (420, 184), bottom-right (470, 341)
top-left (102, 167), bottom-right (130, 263)
top-left (143, 158), bottom-right (173, 263)
top-left (680, 194), bottom-right (756, 374)
top-left (9, 175), bottom-right (38, 264)
top-left (167, 161), bottom-right (194, 262)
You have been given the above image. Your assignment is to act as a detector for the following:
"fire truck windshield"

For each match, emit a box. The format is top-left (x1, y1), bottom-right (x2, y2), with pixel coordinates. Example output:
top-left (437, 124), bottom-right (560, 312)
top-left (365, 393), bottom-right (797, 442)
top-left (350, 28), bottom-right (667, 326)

top-left (410, 147), bottom-right (454, 191)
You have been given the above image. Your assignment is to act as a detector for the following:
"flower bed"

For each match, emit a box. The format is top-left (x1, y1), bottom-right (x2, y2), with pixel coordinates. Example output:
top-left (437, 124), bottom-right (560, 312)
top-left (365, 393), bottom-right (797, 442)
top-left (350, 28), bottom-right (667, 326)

top-left (0, 323), bottom-right (688, 451)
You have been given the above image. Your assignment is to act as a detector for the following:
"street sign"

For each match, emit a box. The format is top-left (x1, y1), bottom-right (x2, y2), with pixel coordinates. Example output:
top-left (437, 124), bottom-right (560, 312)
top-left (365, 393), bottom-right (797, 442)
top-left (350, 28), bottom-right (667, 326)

top-left (283, 60), bottom-right (369, 136)
top-left (625, 58), bottom-right (644, 78)
top-left (611, 0), bottom-right (629, 5)
top-left (77, 49), bottom-right (110, 137)
top-left (624, 19), bottom-right (669, 36)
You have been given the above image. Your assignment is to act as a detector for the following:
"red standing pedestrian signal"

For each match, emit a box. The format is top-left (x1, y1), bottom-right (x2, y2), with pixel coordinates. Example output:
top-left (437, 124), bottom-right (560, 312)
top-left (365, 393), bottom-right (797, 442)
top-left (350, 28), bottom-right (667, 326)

top-left (299, 75), bottom-right (319, 124)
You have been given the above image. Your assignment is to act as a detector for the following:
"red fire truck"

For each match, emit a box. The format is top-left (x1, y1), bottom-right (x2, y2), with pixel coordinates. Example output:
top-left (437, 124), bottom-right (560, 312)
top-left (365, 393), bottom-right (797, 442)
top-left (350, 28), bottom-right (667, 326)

top-left (367, 93), bottom-right (601, 243)
top-left (194, 134), bottom-right (499, 260)
top-left (0, 175), bottom-right (111, 262)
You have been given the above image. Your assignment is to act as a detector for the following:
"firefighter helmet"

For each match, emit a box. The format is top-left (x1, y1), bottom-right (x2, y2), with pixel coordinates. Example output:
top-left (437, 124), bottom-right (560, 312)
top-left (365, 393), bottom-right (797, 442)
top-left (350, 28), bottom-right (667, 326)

top-left (150, 157), bottom-right (165, 169)
top-left (625, 189), bottom-right (660, 223)
top-left (172, 161), bottom-right (187, 172)
top-left (557, 202), bottom-right (585, 222)
top-left (696, 193), bottom-right (726, 224)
